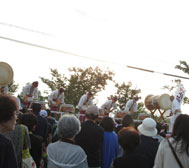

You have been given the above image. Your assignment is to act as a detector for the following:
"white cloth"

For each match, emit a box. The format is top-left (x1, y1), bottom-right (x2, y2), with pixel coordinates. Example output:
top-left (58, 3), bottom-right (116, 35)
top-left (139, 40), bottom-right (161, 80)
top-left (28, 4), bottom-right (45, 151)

top-left (0, 85), bottom-right (8, 94)
top-left (153, 137), bottom-right (189, 168)
top-left (48, 90), bottom-right (65, 105)
top-left (78, 94), bottom-right (93, 111)
top-left (101, 100), bottom-right (117, 111)
top-left (169, 99), bottom-right (181, 132)
top-left (22, 84), bottom-right (38, 101)
top-left (124, 99), bottom-right (138, 114)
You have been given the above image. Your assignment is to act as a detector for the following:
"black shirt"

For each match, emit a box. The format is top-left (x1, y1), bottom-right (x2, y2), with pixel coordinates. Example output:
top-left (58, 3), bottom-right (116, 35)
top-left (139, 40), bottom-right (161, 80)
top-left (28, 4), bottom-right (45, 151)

top-left (0, 134), bottom-right (18, 168)
top-left (75, 120), bottom-right (104, 167)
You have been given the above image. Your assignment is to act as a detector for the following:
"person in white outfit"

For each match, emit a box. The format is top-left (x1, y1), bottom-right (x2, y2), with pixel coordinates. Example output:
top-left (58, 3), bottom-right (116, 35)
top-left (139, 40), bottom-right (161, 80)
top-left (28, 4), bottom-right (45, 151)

top-left (101, 96), bottom-right (117, 116)
top-left (169, 95), bottom-right (181, 133)
top-left (124, 96), bottom-right (140, 115)
top-left (48, 88), bottom-right (65, 111)
top-left (22, 81), bottom-right (39, 108)
top-left (78, 91), bottom-right (93, 122)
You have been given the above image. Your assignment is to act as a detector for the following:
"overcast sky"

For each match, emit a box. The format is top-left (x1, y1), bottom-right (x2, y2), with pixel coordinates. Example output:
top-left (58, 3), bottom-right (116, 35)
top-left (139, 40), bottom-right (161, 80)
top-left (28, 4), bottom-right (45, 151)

top-left (0, 0), bottom-right (189, 113)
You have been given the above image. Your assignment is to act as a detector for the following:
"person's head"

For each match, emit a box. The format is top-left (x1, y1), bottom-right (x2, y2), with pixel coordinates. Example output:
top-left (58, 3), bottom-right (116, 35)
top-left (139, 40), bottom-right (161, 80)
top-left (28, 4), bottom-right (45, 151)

top-left (170, 95), bottom-right (174, 102)
top-left (118, 127), bottom-right (140, 153)
top-left (100, 117), bottom-right (114, 132)
top-left (87, 91), bottom-right (93, 99)
top-left (86, 105), bottom-right (99, 120)
top-left (58, 88), bottom-right (64, 94)
top-left (32, 103), bottom-right (41, 115)
top-left (0, 95), bottom-right (18, 133)
top-left (133, 96), bottom-right (140, 102)
top-left (122, 114), bottom-right (134, 127)
top-left (19, 113), bottom-right (38, 132)
top-left (32, 81), bottom-right (38, 88)
top-left (137, 118), bottom-right (157, 137)
top-left (58, 114), bottom-right (81, 139)
top-left (112, 96), bottom-right (118, 103)
top-left (171, 114), bottom-right (189, 156)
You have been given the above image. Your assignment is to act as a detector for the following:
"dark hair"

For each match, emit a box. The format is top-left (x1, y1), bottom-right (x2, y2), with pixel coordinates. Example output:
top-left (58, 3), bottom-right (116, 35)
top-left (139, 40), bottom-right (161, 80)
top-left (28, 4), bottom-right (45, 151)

top-left (122, 114), bottom-right (134, 127)
top-left (32, 103), bottom-right (41, 115)
top-left (118, 127), bottom-right (140, 153)
top-left (171, 114), bottom-right (189, 156)
top-left (19, 113), bottom-right (37, 131)
top-left (0, 95), bottom-right (17, 123)
top-left (100, 117), bottom-right (114, 132)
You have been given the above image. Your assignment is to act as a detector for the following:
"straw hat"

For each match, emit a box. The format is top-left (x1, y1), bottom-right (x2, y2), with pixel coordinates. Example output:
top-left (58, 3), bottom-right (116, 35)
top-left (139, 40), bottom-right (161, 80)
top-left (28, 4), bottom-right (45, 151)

top-left (0, 62), bottom-right (14, 86)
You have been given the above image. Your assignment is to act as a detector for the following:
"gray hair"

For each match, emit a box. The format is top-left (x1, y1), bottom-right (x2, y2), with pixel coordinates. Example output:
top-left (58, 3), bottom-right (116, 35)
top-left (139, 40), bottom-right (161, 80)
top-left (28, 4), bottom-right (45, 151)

top-left (58, 114), bottom-right (81, 139)
top-left (86, 105), bottom-right (99, 120)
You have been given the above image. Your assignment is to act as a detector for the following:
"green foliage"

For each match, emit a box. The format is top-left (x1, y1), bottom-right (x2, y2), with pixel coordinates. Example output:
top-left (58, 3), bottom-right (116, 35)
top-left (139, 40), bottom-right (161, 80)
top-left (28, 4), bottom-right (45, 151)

top-left (175, 61), bottom-right (189, 74)
top-left (8, 81), bottom-right (19, 95)
top-left (40, 67), bottom-right (114, 107)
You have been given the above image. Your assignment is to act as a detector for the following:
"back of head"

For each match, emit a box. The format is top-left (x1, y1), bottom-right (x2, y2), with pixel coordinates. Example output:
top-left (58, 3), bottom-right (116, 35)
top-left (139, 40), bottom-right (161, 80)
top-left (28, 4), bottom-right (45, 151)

top-left (0, 95), bottom-right (17, 124)
top-left (100, 117), bottom-right (114, 132)
top-left (86, 105), bottom-right (99, 120)
top-left (172, 114), bottom-right (189, 155)
top-left (118, 127), bottom-right (140, 153)
top-left (58, 114), bottom-right (81, 139)
top-left (122, 114), bottom-right (134, 127)
top-left (19, 113), bottom-right (37, 132)
top-left (32, 103), bottom-right (41, 115)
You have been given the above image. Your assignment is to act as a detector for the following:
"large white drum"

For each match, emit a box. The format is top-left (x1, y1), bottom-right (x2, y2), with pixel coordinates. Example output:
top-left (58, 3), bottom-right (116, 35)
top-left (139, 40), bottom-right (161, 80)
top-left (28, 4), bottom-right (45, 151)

top-left (0, 62), bottom-right (14, 86)
top-left (145, 94), bottom-right (172, 111)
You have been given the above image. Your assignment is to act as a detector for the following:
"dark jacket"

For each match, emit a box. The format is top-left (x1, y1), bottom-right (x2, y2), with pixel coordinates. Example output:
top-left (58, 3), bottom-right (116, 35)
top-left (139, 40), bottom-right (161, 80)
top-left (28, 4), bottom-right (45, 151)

top-left (0, 134), bottom-right (18, 168)
top-left (75, 120), bottom-right (104, 167)
top-left (113, 152), bottom-right (150, 168)
top-left (135, 135), bottom-right (159, 168)
top-left (33, 115), bottom-right (48, 142)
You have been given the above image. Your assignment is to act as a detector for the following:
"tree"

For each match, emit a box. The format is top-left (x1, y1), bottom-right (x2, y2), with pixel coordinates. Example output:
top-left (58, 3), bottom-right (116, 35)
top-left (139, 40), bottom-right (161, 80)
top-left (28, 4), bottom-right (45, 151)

top-left (175, 61), bottom-right (189, 74)
top-left (8, 81), bottom-right (19, 95)
top-left (40, 67), bottom-right (114, 108)
top-left (110, 81), bottom-right (147, 119)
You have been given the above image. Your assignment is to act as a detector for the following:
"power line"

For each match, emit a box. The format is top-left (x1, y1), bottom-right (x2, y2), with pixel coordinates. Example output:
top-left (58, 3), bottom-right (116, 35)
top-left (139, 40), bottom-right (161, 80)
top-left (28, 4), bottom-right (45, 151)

top-left (0, 35), bottom-right (189, 80)
top-left (0, 22), bottom-right (53, 36)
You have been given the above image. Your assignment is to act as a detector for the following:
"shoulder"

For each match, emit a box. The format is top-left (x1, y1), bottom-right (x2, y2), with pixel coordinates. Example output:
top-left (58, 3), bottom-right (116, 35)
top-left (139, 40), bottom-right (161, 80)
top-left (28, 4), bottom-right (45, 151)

top-left (0, 134), bottom-right (13, 148)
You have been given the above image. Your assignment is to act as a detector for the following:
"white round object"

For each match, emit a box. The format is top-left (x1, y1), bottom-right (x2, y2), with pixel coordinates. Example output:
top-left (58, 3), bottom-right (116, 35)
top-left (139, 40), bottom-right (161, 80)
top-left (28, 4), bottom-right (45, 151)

top-left (158, 94), bottom-right (172, 110)
top-left (0, 62), bottom-right (14, 86)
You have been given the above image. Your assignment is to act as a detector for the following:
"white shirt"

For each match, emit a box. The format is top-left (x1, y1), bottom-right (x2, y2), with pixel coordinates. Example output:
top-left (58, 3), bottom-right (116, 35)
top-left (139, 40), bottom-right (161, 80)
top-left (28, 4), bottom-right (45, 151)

top-left (78, 94), bottom-right (93, 111)
top-left (154, 138), bottom-right (189, 168)
top-left (169, 98), bottom-right (181, 132)
top-left (124, 99), bottom-right (138, 114)
top-left (171, 98), bottom-right (181, 113)
top-left (101, 100), bottom-right (117, 111)
top-left (48, 90), bottom-right (65, 105)
top-left (22, 84), bottom-right (38, 100)
top-left (0, 85), bottom-right (8, 94)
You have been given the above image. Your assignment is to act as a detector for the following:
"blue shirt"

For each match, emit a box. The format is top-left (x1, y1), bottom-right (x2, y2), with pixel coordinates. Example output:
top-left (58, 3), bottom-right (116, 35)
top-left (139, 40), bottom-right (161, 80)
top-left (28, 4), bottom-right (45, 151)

top-left (102, 131), bottom-right (119, 168)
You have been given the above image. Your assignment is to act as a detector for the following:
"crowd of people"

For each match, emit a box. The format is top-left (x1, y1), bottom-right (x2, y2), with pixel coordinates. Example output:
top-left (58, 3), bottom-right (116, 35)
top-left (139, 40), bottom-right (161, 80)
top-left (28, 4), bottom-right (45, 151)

top-left (0, 81), bottom-right (189, 168)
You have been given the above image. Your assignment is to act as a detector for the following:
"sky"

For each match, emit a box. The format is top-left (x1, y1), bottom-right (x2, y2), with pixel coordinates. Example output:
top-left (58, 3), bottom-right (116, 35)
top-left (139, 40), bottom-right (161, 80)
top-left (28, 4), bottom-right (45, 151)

top-left (0, 0), bottom-right (189, 114)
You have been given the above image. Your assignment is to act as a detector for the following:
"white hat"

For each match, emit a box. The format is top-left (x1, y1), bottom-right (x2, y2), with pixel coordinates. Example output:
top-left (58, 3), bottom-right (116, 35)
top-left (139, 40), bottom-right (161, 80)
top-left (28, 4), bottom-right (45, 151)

top-left (40, 110), bottom-right (47, 118)
top-left (138, 118), bottom-right (157, 137)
